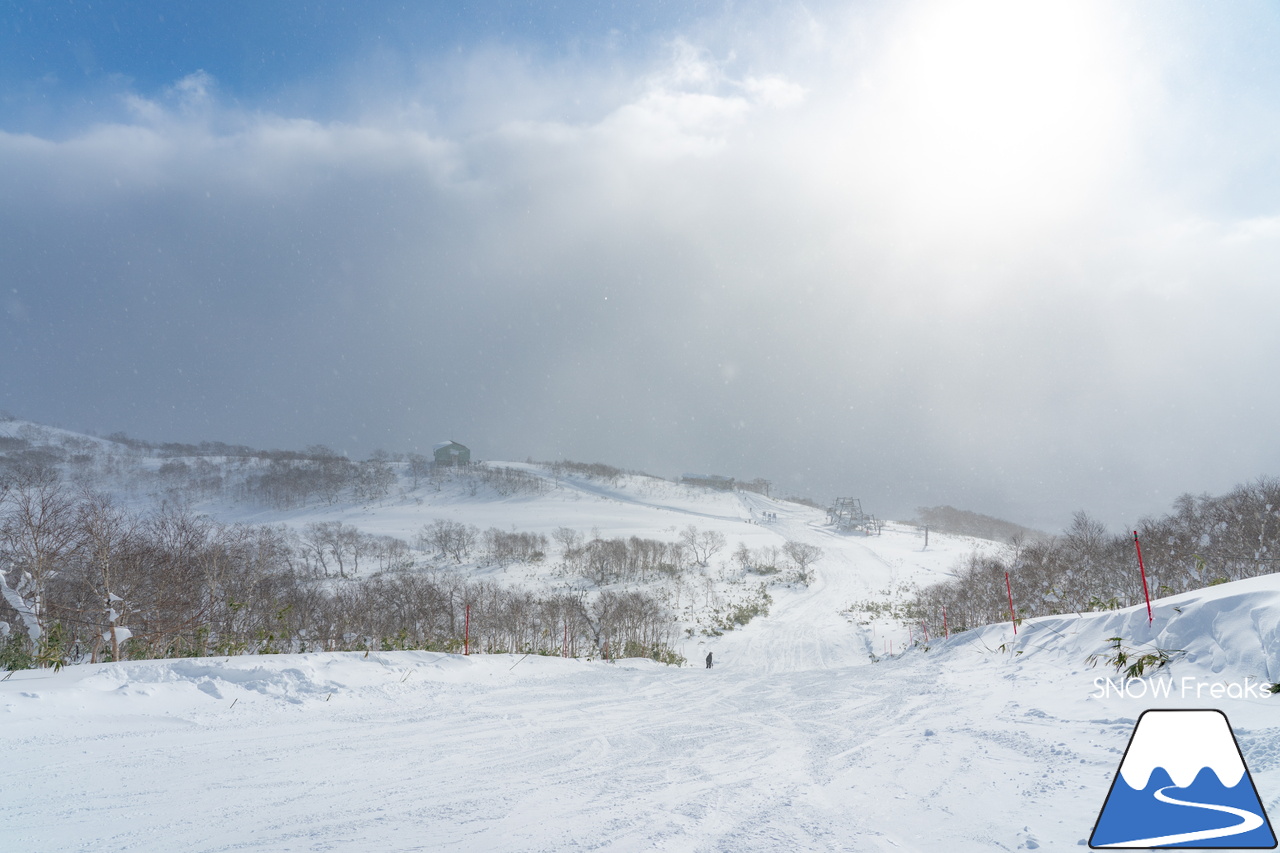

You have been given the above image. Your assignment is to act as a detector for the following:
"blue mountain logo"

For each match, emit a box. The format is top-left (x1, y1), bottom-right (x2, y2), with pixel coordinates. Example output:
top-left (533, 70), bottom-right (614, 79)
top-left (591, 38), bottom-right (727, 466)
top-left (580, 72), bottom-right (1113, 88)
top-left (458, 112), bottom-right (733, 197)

top-left (1091, 709), bottom-right (1276, 848)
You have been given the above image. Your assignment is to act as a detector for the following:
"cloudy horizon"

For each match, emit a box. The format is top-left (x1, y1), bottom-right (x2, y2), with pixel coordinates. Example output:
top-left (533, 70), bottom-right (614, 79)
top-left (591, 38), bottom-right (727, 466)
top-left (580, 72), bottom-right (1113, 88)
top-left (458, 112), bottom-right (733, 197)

top-left (4, 1), bottom-right (1280, 532)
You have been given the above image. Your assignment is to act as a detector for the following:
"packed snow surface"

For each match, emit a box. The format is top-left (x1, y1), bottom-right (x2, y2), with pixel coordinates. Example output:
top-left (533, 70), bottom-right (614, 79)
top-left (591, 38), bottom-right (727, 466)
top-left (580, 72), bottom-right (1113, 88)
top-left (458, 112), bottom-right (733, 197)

top-left (2, 462), bottom-right (1279, 851)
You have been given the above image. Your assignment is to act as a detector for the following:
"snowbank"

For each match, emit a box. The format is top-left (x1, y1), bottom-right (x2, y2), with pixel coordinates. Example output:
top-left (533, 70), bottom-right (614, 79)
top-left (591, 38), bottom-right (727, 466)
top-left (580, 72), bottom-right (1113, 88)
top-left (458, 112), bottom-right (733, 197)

top-left (2, 573), bottom-right (1278, 852)
top-left (943, 572), bottom-right (1280, 687)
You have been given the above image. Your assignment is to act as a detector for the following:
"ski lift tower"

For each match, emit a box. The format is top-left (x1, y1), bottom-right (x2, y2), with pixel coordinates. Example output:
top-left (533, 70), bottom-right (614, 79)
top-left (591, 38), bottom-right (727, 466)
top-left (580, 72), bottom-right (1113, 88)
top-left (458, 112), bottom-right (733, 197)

top-left (827, 497), bottom-right (876, 533)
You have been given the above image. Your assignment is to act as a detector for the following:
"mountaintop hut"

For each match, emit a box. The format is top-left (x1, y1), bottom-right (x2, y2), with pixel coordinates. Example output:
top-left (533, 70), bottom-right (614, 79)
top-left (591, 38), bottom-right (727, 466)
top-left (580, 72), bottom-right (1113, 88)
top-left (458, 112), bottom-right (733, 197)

top-left (433, 441), bottom-right (470, 467)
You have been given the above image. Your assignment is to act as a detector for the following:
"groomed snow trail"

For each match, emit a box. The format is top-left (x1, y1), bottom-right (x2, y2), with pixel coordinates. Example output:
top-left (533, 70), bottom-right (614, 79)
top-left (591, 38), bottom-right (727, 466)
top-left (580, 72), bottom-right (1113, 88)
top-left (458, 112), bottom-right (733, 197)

top-left (0, 648), bottom-right (1120, 852)
top-left (4, 610), bottom-right (1278, 851)
top-left (706, 514), bottom-right (878, 673)
top-left (4, 478), bottom-right (1279, 851)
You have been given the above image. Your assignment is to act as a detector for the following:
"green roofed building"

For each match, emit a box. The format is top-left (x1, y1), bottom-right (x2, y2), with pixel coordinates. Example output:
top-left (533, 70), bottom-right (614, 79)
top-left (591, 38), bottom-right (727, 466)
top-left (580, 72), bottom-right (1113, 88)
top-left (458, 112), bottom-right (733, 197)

top-left (433, 441), bottom-right (470, 467)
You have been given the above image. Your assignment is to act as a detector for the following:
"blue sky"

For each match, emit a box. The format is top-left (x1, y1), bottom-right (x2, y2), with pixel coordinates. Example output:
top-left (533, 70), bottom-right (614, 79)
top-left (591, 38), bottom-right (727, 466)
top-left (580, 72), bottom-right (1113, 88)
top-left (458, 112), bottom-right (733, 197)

top-left (2, 1), bottom-right (715, 132)
top-left (3, 2), bottom-right (605, 87)
top-left (4, 0), bottom-right (1280, 531)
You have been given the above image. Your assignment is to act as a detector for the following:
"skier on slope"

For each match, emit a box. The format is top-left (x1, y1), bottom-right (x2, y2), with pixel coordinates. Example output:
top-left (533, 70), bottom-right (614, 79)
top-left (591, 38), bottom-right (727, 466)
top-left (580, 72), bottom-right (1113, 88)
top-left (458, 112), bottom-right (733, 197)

top-left (706, 651), bottom-right (713, 669)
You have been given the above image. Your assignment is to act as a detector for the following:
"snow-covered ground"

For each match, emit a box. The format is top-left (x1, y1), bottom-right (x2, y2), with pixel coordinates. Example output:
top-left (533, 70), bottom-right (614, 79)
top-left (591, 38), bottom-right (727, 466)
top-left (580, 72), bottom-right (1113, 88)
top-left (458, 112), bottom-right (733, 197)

top-left (187, 450), bottom-right (1000, 656)
top-left (2, 434), bottom-right (1278, 851)
top-left (3, 572), bottom-right (1278, 852)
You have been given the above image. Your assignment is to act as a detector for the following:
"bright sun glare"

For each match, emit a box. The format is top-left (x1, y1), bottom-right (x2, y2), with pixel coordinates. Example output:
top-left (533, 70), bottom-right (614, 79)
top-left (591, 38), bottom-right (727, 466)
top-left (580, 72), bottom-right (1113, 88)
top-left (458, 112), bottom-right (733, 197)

top-left (869, 0), bottom-right (1129, 233)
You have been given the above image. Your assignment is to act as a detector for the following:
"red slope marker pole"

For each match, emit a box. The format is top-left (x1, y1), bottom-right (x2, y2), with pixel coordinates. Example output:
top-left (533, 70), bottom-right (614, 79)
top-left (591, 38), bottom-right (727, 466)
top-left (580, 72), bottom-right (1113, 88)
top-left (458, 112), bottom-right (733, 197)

top-left (943, 606), bottom-right (949, 640)
top-left (1133, 531), bottom-right (1153, 624)
top-left (1006, 572), bottom-right (1017, 634)
top-left (465, 604), bottom-right (471, 656)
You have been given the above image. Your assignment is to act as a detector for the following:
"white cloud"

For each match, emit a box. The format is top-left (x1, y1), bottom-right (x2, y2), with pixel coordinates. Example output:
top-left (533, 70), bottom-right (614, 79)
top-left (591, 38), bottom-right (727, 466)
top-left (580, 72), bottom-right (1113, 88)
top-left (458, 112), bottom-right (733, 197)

top-left (171, 70), bottom-right (216, 109)
top-left (595, 89), bottom-right (749, 157)
top-left (742, 75), bottom-right (806, 108)
top-left (5, 2), bottom-right (1280, 530)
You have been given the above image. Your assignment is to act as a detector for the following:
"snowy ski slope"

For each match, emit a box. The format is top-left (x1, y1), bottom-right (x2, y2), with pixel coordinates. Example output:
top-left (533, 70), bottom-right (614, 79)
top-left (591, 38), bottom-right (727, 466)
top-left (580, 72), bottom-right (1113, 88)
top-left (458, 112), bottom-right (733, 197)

top-left (2, 451), bottom-right (1278, 851)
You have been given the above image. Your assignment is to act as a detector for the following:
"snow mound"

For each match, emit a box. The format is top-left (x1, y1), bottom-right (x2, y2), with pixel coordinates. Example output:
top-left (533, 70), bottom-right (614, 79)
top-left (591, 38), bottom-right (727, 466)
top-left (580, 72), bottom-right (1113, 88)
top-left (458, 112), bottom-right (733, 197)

top-left (939, 572), bottom-right (1280, 685)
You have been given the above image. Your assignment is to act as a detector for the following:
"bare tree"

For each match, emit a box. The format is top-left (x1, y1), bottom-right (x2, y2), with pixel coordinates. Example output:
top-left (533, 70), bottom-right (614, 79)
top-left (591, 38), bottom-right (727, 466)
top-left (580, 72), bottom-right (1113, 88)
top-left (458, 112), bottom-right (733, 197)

top-left (418, 520), bottom-right (479, 563)
top-left (301, 521), bottom-right (367, 578)
top-left (783, 541), bottom-right (823, 573)
top-left (680, 525), bottom-right (726, 567)
top-left (0, 476), bottom-right (80, 642)
top-left (553, 526), bottom-right (583, 557)
top-left (355, 453), bottom-right (396, 502)
top-left (75, 490), bottom-right (141, 661)
top-left (405, 453), bottom-right (432, 490)
top-left (369, 535), bottom-right (415, 573)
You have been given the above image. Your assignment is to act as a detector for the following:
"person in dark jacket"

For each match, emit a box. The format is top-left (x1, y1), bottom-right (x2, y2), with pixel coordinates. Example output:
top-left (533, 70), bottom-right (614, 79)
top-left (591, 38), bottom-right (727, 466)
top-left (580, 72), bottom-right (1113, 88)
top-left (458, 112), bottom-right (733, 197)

top-left (706, 651), bottom-right (713, 668)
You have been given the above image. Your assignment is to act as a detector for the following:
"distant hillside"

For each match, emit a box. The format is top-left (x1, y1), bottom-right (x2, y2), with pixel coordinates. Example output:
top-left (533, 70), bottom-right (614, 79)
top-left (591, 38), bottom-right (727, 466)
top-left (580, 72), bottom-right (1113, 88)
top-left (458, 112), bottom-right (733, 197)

top-left (1, 416), bottom-right (894, 671)
top-left (913, 505), bottom-right (1046, 544)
